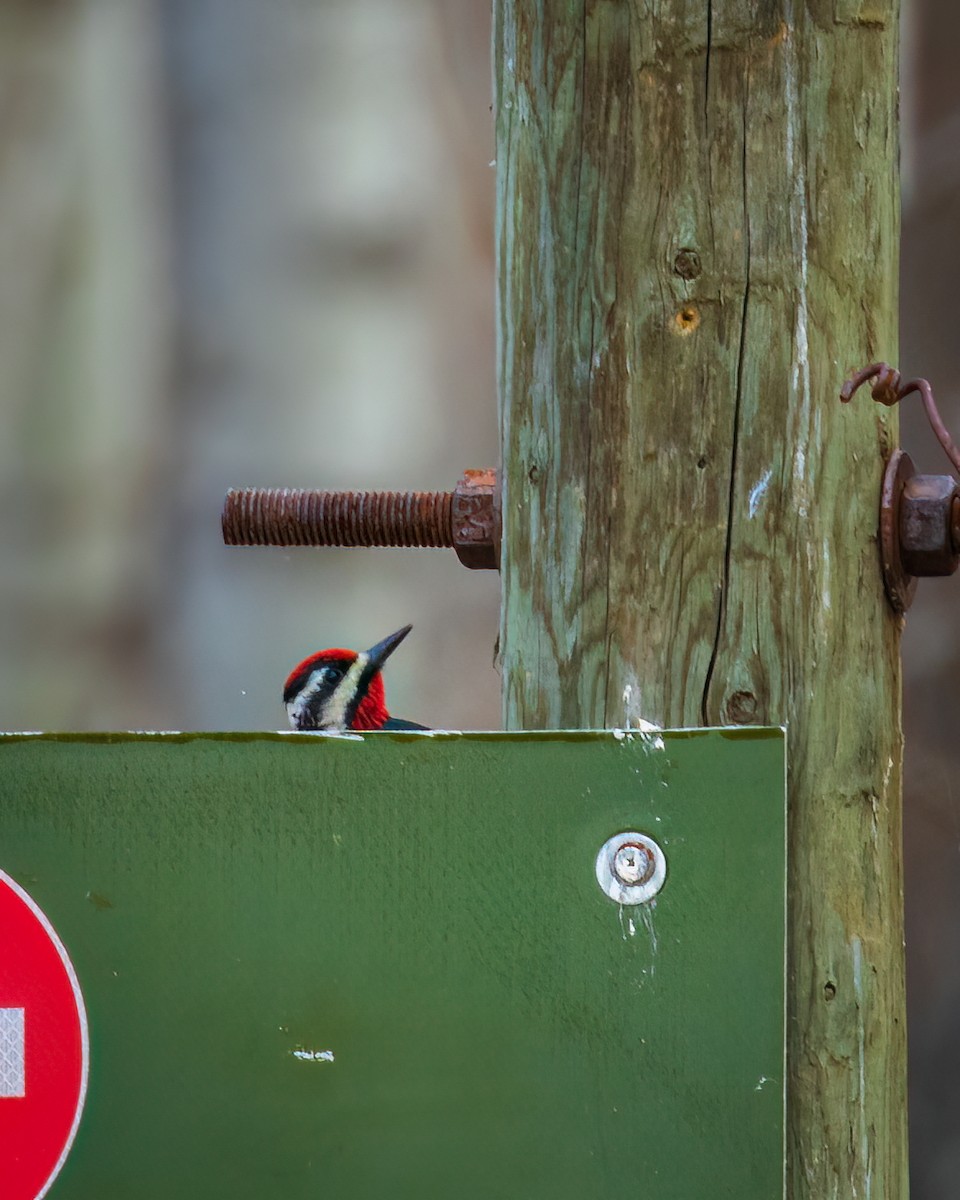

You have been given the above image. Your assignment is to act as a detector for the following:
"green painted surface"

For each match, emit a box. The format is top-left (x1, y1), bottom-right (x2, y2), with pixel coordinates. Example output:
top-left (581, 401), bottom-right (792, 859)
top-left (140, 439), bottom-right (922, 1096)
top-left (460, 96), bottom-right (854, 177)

top-left (0, 730), bottom-right (785, 1199)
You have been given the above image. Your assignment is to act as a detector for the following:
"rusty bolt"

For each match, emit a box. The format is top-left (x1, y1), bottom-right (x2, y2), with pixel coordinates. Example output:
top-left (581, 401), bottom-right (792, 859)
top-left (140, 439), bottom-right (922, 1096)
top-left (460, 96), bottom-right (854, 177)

top-left (876, 451), bottom-right (960, 613)
top-left (900, 473), bottom-right (960, 578)
top-left (222, 469), bottom-right (500, 570)
top-left (842, 363), bottom-right (960, 612)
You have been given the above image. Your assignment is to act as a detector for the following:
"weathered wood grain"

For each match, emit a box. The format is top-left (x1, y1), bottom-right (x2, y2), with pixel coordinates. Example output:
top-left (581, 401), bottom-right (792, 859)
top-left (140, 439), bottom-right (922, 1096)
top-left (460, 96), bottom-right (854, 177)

top-left (495, 1), bottom-right (905, 1195)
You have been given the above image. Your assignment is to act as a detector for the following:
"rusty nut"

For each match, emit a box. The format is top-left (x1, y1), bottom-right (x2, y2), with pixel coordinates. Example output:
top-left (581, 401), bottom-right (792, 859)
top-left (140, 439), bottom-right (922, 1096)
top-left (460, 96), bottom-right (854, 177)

top-left (952, 494), bottom-right (960, 558)
top-left (900, 474), bottom-right (960, 578)
top-left (451, 469), bottom-right (500, 570)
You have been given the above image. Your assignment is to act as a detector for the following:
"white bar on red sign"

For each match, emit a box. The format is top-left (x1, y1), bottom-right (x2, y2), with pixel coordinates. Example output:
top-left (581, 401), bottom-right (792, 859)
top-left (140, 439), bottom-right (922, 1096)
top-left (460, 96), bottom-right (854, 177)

top-left (0, 1008), bottom-right (25, 1098)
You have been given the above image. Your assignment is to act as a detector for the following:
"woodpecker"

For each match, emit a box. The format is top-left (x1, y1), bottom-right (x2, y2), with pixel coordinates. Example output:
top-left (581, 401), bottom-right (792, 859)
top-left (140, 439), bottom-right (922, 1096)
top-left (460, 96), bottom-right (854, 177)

top-left (283, 624), bottom-right (428, 732)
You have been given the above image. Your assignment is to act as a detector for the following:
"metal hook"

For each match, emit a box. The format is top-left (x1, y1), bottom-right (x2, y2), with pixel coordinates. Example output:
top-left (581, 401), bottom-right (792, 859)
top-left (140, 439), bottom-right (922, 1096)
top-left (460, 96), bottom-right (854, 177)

top-left (840, 362), bottom-right (960, 475)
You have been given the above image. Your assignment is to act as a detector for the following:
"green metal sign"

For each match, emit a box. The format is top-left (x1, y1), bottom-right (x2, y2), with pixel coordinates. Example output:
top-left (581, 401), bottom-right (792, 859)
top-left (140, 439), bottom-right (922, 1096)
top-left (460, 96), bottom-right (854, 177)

top-left (0, 729), bottom-right (785, 1199)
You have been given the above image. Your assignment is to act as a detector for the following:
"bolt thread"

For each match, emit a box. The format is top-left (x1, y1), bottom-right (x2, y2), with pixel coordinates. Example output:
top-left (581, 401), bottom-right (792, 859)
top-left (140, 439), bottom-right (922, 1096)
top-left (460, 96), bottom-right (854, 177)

top-left (222, 488), bottom-right (454, 549)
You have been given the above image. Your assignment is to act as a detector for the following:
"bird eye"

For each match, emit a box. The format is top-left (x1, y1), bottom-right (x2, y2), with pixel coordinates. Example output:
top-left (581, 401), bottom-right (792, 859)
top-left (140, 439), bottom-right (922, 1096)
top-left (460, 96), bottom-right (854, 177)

top-left (319, 666), bottom-right (343, 685)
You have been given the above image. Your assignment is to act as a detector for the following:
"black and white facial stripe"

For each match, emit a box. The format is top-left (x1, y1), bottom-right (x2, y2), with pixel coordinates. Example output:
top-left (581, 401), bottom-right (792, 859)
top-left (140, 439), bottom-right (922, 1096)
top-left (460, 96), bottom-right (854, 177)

top-left (284, 653), bottom-right (378, 731)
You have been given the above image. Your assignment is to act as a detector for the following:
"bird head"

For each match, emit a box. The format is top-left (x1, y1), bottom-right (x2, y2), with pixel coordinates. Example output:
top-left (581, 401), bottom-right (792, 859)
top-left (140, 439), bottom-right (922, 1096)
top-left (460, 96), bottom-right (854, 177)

top-left (283, 624), bottom-right (412, 731)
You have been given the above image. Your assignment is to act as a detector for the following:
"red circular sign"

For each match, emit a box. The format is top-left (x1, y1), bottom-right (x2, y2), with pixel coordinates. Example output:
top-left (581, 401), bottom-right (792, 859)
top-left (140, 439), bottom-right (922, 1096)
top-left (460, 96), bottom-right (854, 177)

top-left (0, 870), bottom-right (88, 1200)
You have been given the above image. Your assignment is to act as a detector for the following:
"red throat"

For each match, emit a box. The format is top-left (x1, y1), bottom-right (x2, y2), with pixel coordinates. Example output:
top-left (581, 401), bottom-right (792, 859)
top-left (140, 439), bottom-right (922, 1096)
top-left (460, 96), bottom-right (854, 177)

top-left (351, 672), bottom-right (388, 730)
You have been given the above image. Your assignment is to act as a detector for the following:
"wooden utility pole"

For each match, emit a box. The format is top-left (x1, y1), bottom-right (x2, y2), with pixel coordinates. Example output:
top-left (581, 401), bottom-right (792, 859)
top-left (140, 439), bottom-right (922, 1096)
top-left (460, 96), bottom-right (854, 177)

top-left (495, 3), bottom-right (905, 1197)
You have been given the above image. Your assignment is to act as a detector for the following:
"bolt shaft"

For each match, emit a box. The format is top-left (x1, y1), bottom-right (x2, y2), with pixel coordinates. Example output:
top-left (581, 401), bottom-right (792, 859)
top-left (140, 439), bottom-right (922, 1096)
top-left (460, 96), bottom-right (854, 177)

top-left (222, 488), bottom-right (454, 549)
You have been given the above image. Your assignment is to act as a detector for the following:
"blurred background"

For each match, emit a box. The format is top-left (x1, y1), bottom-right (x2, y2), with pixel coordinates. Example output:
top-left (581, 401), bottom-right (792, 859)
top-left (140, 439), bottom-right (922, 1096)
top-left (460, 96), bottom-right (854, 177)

top-left (0, 1), bottom-right (956, 1193)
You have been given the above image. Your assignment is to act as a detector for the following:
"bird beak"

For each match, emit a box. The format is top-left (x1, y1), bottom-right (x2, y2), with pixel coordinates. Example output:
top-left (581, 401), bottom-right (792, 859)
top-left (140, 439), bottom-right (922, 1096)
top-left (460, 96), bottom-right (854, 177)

top-left (364, 624), bottom-right (413, 674)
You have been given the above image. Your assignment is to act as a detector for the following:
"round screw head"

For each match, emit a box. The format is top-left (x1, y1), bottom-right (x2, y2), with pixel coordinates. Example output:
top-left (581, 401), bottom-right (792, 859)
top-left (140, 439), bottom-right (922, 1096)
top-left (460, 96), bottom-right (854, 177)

top-left (596, 831), bottom-right (666, 906)
top-left (612, 842), bottom-right (655, 887)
